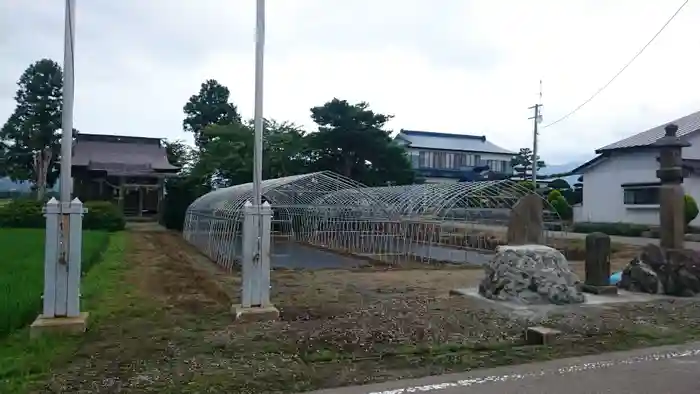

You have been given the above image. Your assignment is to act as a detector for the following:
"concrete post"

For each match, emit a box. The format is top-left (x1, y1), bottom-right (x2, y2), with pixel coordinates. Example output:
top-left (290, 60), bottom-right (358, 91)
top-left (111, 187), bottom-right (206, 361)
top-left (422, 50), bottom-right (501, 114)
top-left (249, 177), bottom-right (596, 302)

top-left (653, 123), bottom-right (690, 250)
top-left (234, 201), bottom-right (278, 322)
top-left (31, 197), bottom-right (88, 338)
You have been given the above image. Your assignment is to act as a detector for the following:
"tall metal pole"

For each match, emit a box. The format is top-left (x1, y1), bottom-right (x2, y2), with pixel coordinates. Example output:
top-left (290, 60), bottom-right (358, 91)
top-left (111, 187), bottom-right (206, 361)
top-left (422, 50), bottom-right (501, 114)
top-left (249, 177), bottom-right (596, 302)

top-left (60, 0), bottom-right (76, 203)
top-left (252, 0), bottom-right (265, 209)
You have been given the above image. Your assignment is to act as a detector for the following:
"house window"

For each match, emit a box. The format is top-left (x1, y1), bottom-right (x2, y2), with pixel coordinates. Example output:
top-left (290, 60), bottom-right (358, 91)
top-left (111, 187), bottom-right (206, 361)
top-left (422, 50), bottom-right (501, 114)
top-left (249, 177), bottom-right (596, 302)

top-left (418, 151), bottom-right (431, 167)
top-left (432, 151), bottom-right (447, 168)
top-left (485, 160), bottom-right (506, 172)
top-left (623, 184), bottom-right (660, 205)
top-left (454, 153), bottom-right (466, 168)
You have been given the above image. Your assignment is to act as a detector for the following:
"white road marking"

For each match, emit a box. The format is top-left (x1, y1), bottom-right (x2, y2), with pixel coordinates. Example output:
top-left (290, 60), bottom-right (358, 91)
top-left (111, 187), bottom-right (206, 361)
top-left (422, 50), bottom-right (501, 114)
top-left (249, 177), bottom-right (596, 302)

top-left (365, 348), bottom-right (700, 394)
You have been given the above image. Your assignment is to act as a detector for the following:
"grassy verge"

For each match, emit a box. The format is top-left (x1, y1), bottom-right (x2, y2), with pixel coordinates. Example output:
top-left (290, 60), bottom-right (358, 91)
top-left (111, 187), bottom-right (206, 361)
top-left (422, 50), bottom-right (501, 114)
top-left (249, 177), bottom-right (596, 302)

top-left (0, 232), bottom-right (126, 392)
top-left (0, 229), bottom-right (109, 337)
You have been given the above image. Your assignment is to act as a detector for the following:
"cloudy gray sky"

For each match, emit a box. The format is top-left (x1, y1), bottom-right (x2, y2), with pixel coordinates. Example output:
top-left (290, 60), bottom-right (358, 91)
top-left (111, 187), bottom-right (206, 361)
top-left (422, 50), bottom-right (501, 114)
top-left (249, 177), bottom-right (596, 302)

top-left (2, 0), bottom-right (699, 165)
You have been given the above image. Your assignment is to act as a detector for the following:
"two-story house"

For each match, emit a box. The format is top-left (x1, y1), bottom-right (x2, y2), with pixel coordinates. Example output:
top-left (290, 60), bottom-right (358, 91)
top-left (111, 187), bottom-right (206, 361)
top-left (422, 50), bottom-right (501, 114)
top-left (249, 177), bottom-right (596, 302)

top-left (395, 129), bottom-right (515, 183)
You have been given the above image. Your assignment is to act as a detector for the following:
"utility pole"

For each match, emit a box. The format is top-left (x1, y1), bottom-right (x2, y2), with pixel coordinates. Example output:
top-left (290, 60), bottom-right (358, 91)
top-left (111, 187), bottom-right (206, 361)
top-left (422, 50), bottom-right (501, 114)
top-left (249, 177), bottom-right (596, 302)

top-left (528, 81), bottom-right (543, 190)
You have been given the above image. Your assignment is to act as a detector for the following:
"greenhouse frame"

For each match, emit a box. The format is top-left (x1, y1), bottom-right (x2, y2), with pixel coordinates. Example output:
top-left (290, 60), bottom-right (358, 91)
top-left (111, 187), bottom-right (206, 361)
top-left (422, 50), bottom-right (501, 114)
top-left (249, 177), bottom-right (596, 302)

top-left (183, 171), bottom-right (561, 269)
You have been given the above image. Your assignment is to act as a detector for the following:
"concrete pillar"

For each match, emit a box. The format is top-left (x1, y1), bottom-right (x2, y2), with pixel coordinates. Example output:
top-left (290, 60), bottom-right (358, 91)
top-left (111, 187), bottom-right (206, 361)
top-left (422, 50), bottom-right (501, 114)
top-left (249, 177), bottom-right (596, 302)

top-left (653, 123), bottom-right (690, 250)
top-left (235, 201), bottom-right (278, 322)
top-left (31, 198), bottom-right (88, 338)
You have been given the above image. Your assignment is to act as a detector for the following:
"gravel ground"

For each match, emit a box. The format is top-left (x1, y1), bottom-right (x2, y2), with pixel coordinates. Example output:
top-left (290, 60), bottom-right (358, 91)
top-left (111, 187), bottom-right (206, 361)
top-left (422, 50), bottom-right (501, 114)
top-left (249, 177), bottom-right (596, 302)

top-left (36, 232), bottom-right (700, 393)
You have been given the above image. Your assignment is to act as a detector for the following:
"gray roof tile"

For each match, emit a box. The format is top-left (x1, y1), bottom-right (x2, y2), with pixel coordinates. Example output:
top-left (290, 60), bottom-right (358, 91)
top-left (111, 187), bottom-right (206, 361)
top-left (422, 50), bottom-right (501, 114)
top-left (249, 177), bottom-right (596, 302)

top-left (73, 133), bottom-right (179, 174)
top-left (597, 109), bottom-right (700, 152)
top-left (396, 130), bottom-right (515, 155)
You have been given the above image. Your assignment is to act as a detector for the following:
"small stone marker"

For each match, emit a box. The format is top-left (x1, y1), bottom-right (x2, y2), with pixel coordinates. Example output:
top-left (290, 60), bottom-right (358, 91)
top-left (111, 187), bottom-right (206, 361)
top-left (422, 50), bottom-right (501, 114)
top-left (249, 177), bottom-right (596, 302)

top-left (506, 194), bottom-right (544, 245)
top-left (525, 326), bottom-right (562, 345)
top-left (582, 232), bottom-right (618, 295)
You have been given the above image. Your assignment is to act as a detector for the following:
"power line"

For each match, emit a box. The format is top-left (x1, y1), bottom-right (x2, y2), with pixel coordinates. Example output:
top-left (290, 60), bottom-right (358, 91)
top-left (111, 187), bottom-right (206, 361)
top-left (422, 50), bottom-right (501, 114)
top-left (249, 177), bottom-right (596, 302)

top-left (542, 0), bottom-right (689, 130)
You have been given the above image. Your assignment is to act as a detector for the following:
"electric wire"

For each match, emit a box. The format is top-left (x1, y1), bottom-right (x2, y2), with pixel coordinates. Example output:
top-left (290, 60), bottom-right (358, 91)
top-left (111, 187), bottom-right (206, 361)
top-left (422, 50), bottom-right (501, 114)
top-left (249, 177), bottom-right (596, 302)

top-left (542, 0), bottom-right (689, 130)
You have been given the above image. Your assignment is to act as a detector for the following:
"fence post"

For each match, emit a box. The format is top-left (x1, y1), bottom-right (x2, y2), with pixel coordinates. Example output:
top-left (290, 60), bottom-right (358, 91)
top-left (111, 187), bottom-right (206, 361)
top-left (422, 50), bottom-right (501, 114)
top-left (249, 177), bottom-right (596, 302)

top-left (259, 202), bottom-right (272, 306)
top-left (31, 197), bottom-right (89, 338)
top-left (66, 198), bottom-right (86, 317)
top-left (41, 198), bottom-right (61, 317)
top-left (241, 201), bottom-right (258, 307)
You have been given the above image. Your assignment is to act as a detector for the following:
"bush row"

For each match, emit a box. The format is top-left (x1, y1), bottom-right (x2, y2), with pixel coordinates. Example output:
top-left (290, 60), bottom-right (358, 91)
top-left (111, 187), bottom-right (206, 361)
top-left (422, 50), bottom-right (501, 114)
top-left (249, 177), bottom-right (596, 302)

top-left (570, 222), bottom-right (651, 237)
top-left (0, 199), bottom-right (125, 232)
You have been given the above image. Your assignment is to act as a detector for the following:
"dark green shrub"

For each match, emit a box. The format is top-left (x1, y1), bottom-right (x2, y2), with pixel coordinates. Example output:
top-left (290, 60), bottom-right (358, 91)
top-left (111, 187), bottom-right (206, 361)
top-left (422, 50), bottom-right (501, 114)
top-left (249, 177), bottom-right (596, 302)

top-left (0, 199), bottom-right (44, 228)
top-left (83, 201), bottom-right (125, 232)
top-left (161, 176), bottom-right (209, 231)
top-left (0, 198), bottom-right (124, 231)
top-left (571, 222), bottom-right (650, 237)
top-left (550, 196), bottom-right (573, 221)
top-left (685, 194), bottom-right (698, 225)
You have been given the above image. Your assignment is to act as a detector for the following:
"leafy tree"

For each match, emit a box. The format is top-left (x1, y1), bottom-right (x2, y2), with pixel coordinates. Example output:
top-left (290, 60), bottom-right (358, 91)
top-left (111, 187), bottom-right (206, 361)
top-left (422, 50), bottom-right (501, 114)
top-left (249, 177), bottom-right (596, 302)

top-left (510, 147), bottom-right (546, 179)
top-left (548, 178), bottom-right (570, 190)
top-left (307, 98), bottom-right (413, 186)
top-left (164, 139), bottom-right (193, 170)
top-left (262, 119), bottom-right (309, 178)
top-left (183, 79), bottom-right (241, 149)
top-left (195, 119), bottom-right (310, 188)
top-left (0, 59), bottom-right (66, 200)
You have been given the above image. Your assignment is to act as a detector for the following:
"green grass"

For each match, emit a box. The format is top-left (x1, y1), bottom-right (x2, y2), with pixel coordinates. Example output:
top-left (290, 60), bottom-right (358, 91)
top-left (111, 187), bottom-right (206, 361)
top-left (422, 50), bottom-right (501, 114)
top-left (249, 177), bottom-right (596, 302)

top-left (0, 232), bottom-right (126, 392)
top-left (0, 228), bottom-right (109, 337)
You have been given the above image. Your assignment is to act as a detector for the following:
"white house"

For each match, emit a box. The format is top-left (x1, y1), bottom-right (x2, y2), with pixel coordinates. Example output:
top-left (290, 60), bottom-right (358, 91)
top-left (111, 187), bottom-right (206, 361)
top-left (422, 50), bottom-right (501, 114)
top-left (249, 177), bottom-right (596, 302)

top-left (394, 129), bottom-right (515, 183)
top-left (572, 110), bottom-right (700, 226)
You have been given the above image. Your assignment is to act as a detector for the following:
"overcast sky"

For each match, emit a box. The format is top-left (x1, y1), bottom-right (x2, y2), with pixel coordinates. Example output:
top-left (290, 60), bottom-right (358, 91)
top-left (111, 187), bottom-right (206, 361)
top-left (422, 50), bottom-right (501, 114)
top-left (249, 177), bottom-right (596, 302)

top-left (2, 0), bottom-right (699, 165)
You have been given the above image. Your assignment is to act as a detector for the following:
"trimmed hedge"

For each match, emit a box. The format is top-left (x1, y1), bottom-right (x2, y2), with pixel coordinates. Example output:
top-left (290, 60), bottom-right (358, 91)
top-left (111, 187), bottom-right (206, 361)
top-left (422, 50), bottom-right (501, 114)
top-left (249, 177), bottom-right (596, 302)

top-left (571, 222), bottom-right (650, 237)
top-left (0, 198), bottom-right (125, 232)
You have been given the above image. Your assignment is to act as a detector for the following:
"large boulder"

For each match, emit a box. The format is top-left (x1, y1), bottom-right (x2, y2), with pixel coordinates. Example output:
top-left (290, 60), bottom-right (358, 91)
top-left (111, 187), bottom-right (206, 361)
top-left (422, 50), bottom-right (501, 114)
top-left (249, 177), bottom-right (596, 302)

top-left (478, 244), bottom-right (585, 305)
top-left (619, 244), bottom-right (700, 296)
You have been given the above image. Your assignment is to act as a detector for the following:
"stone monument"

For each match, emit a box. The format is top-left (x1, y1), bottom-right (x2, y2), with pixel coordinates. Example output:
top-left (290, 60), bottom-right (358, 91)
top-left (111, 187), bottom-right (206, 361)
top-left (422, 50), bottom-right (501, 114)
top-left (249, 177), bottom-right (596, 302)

top-left (582, 232), bottom-right (618, 295)
top-left (478, 244), bottom-right (585, 305)
top-left (506, 194), bottom-right (544, 245)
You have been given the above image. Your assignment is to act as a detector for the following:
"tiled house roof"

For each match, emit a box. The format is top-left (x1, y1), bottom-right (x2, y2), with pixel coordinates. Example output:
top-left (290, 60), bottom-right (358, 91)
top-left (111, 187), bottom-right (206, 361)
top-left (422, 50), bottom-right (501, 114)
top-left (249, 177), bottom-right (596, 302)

top-left (596, 110), bottom-right (700, 153)
top-left (72, 133), bottom-right (179, 176)
top-left (396, 130), bottom-right (514, 155)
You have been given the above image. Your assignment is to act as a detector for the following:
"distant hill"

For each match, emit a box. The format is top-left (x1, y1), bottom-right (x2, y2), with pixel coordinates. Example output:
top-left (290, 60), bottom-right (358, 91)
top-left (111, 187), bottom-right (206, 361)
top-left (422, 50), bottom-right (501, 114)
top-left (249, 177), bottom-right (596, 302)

top-left (540, 161), bottom-right (588, 186)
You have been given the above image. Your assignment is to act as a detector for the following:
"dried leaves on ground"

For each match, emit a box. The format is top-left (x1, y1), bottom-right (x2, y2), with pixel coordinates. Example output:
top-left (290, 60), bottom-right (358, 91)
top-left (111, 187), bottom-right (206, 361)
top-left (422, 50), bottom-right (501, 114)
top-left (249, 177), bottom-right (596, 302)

top-left (35, 232), bottom-right (700, 393)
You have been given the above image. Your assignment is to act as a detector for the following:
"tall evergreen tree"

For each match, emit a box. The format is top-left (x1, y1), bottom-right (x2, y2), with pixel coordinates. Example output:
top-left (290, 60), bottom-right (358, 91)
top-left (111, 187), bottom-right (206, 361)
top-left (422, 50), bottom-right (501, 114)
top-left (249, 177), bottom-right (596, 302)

top-left (183, 79), bottom-right (241, 149)
top-left (0, 59), bottom-right (65, 200)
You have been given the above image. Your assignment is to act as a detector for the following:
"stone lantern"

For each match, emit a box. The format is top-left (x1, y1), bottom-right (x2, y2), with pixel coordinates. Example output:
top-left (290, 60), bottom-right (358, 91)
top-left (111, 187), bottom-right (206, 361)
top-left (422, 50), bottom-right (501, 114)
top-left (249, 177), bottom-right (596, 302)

top-left (652, 123), bottom-right (690, 250)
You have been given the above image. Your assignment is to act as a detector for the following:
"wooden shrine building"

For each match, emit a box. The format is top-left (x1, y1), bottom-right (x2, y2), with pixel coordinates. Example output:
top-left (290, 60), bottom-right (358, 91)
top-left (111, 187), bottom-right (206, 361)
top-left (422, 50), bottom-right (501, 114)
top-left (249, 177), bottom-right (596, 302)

top-left (71, 133), bottom-right (180, 219)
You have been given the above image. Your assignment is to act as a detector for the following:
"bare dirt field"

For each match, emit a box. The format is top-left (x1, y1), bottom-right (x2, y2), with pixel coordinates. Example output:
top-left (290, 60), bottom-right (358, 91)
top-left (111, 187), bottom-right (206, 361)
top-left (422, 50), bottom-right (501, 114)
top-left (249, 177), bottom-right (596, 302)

top-left (34, 230), bottom-right (700, 393)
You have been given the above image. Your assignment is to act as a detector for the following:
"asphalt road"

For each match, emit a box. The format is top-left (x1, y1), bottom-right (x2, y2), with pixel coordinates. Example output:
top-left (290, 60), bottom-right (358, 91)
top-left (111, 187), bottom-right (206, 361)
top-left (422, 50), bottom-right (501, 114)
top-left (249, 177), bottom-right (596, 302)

top-left (306, 342), bottom-right (700, 394)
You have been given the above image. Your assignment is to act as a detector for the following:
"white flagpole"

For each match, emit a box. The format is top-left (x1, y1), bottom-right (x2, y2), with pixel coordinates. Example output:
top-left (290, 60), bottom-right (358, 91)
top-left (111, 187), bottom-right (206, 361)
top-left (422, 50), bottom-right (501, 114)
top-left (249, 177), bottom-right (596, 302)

top-left (60, 0), bottom-right (76, 202)
top-left (252, 0), bottom-right (265, 209)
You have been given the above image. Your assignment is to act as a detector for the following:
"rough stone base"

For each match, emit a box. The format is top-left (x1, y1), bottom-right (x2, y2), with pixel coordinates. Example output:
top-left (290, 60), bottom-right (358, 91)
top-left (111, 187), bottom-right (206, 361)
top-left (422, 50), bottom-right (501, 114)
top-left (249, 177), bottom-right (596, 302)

top-left (582, 284), bottom-right (619, 295)
top-left (525, 326), bottom-right (562, 345)
top-left (30, 312), bottom-right (89, 339)
top-left (231, 304), bottom-right (279, 323)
